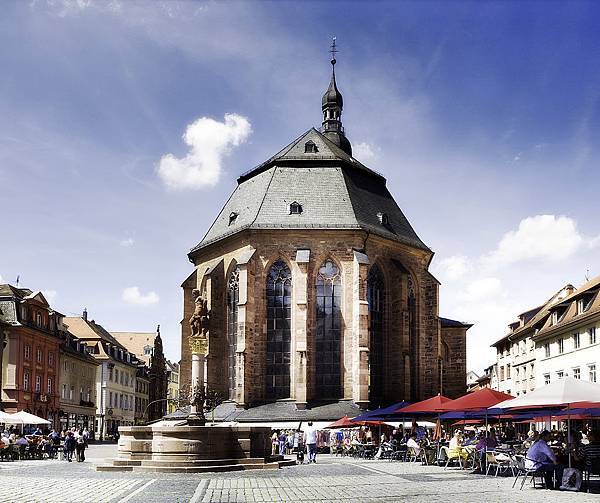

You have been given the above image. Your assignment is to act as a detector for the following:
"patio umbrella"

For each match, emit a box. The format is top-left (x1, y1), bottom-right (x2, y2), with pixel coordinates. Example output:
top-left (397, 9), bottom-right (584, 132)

top-left (4, 411), bottom-right (50, 425)
top-left (0, 411), bottom-right (12, 422)
top-left (490, 378), bottom-right (600, 467)
top-left (324, 416), bottom-right (383, 429)
top-left (451, 419), bottom-right (482, 427)
top-left (351, 401), bottom-right (411, 422)
top-left (390, 394), bottom-right (451, 415)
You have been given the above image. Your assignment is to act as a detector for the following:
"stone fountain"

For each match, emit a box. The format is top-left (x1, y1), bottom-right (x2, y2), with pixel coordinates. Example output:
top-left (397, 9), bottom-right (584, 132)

top-left (97, 291), bottom-right (291, 473)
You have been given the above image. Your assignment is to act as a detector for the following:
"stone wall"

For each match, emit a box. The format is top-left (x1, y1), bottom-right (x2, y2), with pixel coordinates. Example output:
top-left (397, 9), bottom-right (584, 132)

top-left (181, 228), bottom-right (466, 409)
top-left (440, 325), bottom-right (468, 399)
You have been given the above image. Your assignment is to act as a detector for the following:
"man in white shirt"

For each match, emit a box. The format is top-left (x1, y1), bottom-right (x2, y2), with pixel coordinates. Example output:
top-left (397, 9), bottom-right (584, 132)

top-left (305, 422), bottom-right (318, 463)
top-left (525, 430), bottom-right (564, 489)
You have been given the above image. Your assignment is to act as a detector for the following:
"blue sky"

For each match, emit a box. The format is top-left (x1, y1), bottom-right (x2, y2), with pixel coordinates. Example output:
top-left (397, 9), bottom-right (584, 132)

top-left (1, 1), bottom-right (599, 371)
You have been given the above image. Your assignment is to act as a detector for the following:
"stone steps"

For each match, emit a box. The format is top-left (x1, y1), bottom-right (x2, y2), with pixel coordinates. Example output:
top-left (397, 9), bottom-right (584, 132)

top-left (96, 457), bottom-right (296, 473)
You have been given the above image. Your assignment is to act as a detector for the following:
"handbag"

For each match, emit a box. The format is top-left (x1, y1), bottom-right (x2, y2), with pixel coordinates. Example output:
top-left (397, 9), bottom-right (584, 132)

top-left (560, 467), bottom-right (582, 491)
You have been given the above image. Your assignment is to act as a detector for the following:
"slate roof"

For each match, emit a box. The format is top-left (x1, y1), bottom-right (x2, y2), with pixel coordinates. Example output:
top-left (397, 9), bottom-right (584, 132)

top-left (440, 317), bottom-right (473, 329)
top-left (190, 128), bottom-right (429, 256)
top-left (164, 400), bottom-right (364, 422)
top-left (0, 284), bottom-right (33, 299)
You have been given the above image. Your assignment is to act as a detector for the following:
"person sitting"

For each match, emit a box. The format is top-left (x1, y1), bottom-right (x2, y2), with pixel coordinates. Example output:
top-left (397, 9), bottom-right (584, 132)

top-left (525, 430), bottom-right (564, 490)
top-left (581, 430), bottom-right (600, 476)
top-left (447, 431), bottom-right (469, 467)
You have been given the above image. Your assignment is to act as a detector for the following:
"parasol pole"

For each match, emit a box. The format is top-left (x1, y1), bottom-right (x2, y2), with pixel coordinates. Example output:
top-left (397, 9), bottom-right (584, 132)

top-left (567, 403), bottom-right (571, 469)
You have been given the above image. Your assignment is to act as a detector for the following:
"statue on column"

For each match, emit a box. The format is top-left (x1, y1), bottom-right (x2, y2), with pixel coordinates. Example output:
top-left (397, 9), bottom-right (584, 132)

top-left (188, 289), bottom-right (210, 423)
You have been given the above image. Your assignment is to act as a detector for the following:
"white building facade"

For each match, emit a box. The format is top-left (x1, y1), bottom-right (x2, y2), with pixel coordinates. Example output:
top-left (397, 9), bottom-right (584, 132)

top-left (491, 279), bottom-right (599, 396)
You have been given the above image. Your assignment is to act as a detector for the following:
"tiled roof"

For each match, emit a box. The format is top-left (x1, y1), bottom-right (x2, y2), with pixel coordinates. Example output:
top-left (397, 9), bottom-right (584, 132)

top-left (190, 128), bottom-right (429, 255)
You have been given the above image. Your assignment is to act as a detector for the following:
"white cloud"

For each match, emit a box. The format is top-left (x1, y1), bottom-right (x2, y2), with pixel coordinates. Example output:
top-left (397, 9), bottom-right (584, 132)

top-left (482, 215), bottom-right (598, 269)
top-left (157, 113), bottom-right (252, 190)
top-left (122, 286), bottom-right (159, 305)
top-left (462, 277), bottom-right (503, 302)
top-left (433, 255), bottom-right (470, 281)
top-left (42, 289), bottom-right (57, 304)
top-left (120, 237), bottom-right (135, 247)
top-left (353, 142), bottom-right (378, 162)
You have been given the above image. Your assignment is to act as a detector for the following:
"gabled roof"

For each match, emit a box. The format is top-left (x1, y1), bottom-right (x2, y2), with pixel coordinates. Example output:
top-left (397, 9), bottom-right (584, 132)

top-left (64, 316), bottom-right (131, 354)
top-left (190, 128), bottom-right (429, 256)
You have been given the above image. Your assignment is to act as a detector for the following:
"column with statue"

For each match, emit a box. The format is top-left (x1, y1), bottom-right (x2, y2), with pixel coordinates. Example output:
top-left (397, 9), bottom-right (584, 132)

top-left (188, 289), bottom-right (210, 425)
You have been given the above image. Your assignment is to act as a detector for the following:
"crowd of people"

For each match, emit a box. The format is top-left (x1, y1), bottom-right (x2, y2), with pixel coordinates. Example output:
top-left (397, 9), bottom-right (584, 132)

top-left (271, 421), bottom-right (320, 464)
top-left (0, 425), bottom-right (91, 462)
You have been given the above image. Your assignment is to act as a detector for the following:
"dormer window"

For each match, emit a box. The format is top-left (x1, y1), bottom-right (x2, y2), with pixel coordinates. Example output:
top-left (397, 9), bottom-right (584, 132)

top-left (377, 212), bottom-right (389, 225)
top-left (229, 212), bottom-right (238, 226)
top-left (289, 201), bottom-right (303, 215)
top-left (304, 141), bottom-right (318, 153)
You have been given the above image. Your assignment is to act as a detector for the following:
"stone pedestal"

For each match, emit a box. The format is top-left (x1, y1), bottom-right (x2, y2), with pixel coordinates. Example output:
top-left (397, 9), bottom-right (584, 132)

top-left (96, 424), bottom-right (293, 473)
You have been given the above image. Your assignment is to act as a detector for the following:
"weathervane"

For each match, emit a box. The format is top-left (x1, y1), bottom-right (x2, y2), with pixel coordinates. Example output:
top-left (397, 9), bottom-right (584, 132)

top-left (330, 36), bottom-right (338, 66)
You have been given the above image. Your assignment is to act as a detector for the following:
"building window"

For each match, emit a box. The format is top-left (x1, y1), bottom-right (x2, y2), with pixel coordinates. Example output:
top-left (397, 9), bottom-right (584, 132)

top-left (573, 367), bottom-right (581, 379)
top-left (589, 364), bottom-right (597, 383)
top-left (315, 260), bottom-right (342, 399)
top-left (368, 264), bottom-right (385, 404)
top-left (557, 370), bottom-right (564, 380)
top-left (500, 366), bottom-right (505, 381)
top-left (266, 259), bottom-right (292, 399)
top-left (80, 387), bottom-right (84, 401)
top-left (377, 212), bottom-right (389, 226)
top-left (48, 352), bottom-right (54, 367)
top-left (506, 364), bottom-right (511, 379)
top-left (289, 201), bottom-right (303, 215)
top-left (558, 338), bottom-right (564, 354)
top-left (143, 345), bottom-right (152, 355)
top-left (544, 343), bottom-right (550, 358)
top-left (227, 266), bottom-right (240, 400)
top-left (574, 332), bottom-right (581, 349)
top-left (36, 348), bottom-right (42, 363)
top-left (119, 394), bottom-right (123, 409)
top-left (544, 374), bottom-right (550, 385)
top-left (109, 392), bottom-right (113, 407)
top-left (20, 305), bottom-right (27, 321)
top-left (47, 377), bottom-right (53, 394)
top-left (35, 375), bottom-right (41, 392)
top-left (23, 371), bottom-right (30, 391)
top-left (108, 366), bottom-right (113, 381)
top-left (62, 384), bottom-right (66, 399)
top-left (591, 327), bottom-right (597, 345)
top-left (115, 369), bottom-right (119, 383)
top-left (551, 312), bottom-right (558, 325)
top-left (24, 345), bottom-right (31, 360)
top-left (36, 312), bottom-right (42, 326)
top-left (304, 140), bottom-right (318, 153)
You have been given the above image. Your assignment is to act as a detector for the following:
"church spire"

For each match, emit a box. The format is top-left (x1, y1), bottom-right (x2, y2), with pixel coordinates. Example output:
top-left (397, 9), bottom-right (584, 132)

top-left (321, 37), bottom-right (352, 155)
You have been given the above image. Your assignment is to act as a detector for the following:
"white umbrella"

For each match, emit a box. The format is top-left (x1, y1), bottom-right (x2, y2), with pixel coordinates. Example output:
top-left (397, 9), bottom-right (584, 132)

top-left (0, 411), bottom-right (12, 422)
top-left (491, 377), bottom-right (600, 410)
top-left (4, 411), bottom-right (51, 425)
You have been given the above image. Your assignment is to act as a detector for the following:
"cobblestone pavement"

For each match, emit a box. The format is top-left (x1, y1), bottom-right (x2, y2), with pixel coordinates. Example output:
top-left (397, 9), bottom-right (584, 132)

top-left (0, 444), bottom-right (597, 502)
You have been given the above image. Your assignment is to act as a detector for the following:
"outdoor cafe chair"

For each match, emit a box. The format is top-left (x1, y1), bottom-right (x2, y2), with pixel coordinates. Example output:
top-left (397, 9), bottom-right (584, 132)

top-left (440, 446), bottom-right (463, 469)
top-left (511, 455), bottom-right (547, 490)
top-left (584, 457), bottom-right (600, 493)
top-left (485, 451), bottom-right (514, 477)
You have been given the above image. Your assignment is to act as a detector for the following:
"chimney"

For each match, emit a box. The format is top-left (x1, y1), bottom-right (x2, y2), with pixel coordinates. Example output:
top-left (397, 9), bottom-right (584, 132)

top-left (83, 308), bottom-right (88, 321)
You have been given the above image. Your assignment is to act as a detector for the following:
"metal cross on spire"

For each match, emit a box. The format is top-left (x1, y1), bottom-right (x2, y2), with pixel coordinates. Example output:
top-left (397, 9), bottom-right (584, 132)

top-left (330, 36), bottom-right (338, 66)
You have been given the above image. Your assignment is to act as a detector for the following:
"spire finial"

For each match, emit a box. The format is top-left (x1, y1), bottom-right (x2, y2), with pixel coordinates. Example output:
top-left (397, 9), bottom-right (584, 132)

top-left (329, 36), bottom-right (338, 67)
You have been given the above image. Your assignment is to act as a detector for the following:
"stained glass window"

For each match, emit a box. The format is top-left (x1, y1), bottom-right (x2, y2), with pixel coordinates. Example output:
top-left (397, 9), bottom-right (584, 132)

top-left (368, 265), bottom-right (385, 405)
top-left (227, 266), bottom-right (240, 400)
top-left (266, 259), bottom-right (292, 399)
top-left (315, 260), bottom-right (342, 399)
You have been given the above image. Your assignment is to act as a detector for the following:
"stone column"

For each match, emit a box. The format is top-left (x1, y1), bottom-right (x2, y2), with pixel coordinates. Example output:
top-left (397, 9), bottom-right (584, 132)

top-left (352, 251), bottom-right (370, 409)
top-left (234, 248), bottom-right (255, 409)
top-left (294, 249), bottom-right (310, 409)
top-left (188, 337), bottom-right (207, 424)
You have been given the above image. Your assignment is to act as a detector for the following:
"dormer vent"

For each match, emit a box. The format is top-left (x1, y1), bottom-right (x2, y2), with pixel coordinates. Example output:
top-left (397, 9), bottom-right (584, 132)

top-left (289, 201), bottom-right (303, 215)
top-left (304, 141), bottom-right (318, 153)
top-left (229, 212), bottom-right (238, 226)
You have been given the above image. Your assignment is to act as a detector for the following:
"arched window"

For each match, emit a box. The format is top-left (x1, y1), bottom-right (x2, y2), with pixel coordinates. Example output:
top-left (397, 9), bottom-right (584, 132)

top-left (227, 266), bottom-right (240, 400)
top-left (266, 259), bottom-right (292, 399)
top-left (315, 260), bottom-right (342, 399)
top-left (367, 264), bottom-right (385, 405)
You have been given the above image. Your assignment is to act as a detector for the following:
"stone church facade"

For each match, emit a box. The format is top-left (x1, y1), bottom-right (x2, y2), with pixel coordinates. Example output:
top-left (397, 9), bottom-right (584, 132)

top-left (180, 59), bottom-right (469, 416)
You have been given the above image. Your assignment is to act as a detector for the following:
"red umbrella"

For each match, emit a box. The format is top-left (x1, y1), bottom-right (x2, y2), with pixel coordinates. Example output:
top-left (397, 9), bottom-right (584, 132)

top-left (324, 416), bottom-right (383, 429)
top-left (451, 419), bottom-right (482, 427)
top-left (394, 394), bottom-right (452, 414)
top-left (439, 388), bottom-right (514, 412)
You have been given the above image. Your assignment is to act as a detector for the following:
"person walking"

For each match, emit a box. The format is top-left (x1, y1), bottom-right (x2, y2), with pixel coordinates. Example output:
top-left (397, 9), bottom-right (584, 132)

top-left (75, 430), bottom-right (86, 462)
top-left (305, 421), bottom-right (318, 464)
top-left (64, 432), bottom-right (76, 462)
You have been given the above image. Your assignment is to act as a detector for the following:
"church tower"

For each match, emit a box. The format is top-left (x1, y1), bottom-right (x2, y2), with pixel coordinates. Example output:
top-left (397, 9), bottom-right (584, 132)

top-left (180, 43), bottom-right (469, 421)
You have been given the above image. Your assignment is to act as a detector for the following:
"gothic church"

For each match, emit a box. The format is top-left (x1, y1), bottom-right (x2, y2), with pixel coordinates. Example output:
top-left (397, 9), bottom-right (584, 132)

top-left (180, 56), bottom-right (469, 421)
